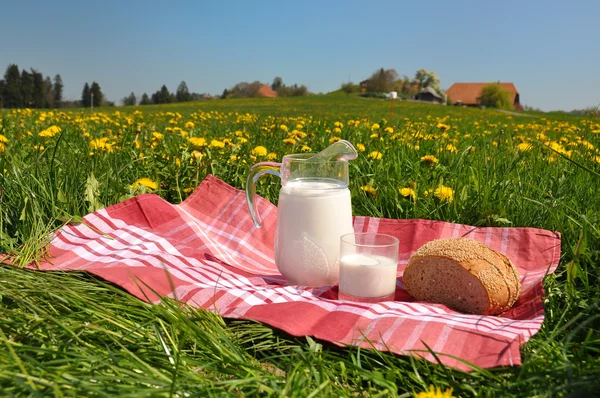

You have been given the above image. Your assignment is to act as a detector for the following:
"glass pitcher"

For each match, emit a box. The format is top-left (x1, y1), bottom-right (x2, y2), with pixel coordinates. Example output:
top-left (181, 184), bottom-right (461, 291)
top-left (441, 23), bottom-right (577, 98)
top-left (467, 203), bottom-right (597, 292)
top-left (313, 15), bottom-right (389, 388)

top-left (246, 142), bottom-right (357, 287)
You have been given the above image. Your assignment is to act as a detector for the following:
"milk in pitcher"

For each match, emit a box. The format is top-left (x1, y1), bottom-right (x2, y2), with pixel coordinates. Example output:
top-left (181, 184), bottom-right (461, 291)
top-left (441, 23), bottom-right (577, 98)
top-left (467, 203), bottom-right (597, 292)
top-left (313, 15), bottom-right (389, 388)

top-left (275, 179), bottom-right (354, 286)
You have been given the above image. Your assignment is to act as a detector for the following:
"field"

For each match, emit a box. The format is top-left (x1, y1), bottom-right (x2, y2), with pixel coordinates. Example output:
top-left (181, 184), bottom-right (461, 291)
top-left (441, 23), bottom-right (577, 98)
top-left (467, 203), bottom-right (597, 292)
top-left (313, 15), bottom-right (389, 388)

top-left (1, 96), bottom-right (599, 396)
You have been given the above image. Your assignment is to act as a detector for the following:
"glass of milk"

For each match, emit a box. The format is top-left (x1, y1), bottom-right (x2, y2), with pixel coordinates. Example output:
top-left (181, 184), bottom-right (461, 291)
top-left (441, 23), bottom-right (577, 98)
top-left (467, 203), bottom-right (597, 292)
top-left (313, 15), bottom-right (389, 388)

top-left (246, 141), bottom-right (357, 287)
top-left (338, 233), bottom-right (399, 302)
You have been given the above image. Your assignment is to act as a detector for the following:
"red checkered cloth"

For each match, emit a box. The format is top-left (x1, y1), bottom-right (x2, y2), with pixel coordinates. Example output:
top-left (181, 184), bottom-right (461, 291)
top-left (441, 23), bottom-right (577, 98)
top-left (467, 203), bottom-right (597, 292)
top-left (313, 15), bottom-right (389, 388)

top-left (26, 175), bottom-right (561, 371)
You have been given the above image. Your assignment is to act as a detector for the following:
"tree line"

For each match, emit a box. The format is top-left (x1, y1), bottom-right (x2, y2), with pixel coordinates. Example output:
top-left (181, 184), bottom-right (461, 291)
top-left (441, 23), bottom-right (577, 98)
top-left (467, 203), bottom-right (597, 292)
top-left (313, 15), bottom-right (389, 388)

top-left (0, 64), bottom-right (63, 108)
top-left (122, 81), bottom-right (210, 106)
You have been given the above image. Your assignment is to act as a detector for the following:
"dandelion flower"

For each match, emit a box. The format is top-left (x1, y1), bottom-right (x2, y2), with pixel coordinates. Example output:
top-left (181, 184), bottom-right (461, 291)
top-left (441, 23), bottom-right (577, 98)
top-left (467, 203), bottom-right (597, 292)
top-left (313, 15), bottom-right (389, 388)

top-left (301, 145), bottom-right (312, 152)
top-left (415, 385), bottom-right (454, 398)
top-left (251, 145), bottom-right (268, 157)
top-left (356, 143), bottom-right (366, 152)
top-left (385, 126), bottom-right (394, 133)
top-left (283, 138), bottom-right (296, 145)
top-left (329, 136), bottom-right (341, 144)
top-left (437, 123), bottom-right (449, 131)
top-left (152, 132), bottom-right (164, 140)
top-left (131, 178), bottom-right (158, 190)
top-left (420, 155), bottom-right (439, 164)
top-left (210, 139), bottom-right (225, 148)
top-left (434, 186), bottom-right (454, 202)
top-left (368, 151), bottom-right (383, 160)
top-left (185, 121), bottom-right (195, 129)
top-left (399, 187), bottom-right (416, 201)
top-left (266, 152), bottom-right (278, 161)
top-left (188, 137), bottom-right (207, 147)
top-left (371, 123), bottom-right (380, 130)
top-left (517, 142), bottom-right (533, 151)
top-left (39, 125), bottom-right (61, 137)
top-left (361, 185), bottom-right (377, 197)
top-left (0, 134), bottom-right (8, 143)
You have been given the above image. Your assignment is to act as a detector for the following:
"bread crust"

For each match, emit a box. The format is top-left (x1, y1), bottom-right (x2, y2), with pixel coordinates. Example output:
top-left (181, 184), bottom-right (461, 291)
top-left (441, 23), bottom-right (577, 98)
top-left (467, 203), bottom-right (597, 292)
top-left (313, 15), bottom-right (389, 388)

top-left (404, 238), bottom-right (522, 315)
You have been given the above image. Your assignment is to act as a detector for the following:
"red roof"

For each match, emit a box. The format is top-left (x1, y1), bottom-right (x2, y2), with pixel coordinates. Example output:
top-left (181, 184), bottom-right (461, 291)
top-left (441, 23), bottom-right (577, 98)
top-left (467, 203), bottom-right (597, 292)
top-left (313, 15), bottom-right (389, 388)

top-left (257, 84), bottom-right (277, 98)
top-left (446, 82), bottom-right (519, 105)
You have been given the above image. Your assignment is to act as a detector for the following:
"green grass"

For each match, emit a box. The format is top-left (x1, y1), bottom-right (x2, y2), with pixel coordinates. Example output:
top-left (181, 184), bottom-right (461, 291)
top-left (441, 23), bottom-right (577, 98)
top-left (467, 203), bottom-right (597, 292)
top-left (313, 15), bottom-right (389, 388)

top-left (1, 96), bottom-right (599, 396)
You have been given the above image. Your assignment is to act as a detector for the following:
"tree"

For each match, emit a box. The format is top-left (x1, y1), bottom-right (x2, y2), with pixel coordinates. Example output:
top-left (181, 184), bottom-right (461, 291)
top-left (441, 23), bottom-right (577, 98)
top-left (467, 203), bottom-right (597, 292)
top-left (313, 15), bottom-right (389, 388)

top-left (413, 69), bottom-right (440, 91)
top-left (122, 92), bottom-right (137, 106)
top-left (477, 84), bottom-right (514, 109)
top-left (139, 93), bottom-right (151, 105)
top-left (340, 81), bottom-right (358, 96)
top-left (3, 64), bottom-right (22, 108)
top-left (44, 76), bottom-right (55, 108)
top-left (21, 69), bottom-right (34, 107)
top-left (364, 68), bottom-right (399, 93)
top-left (53, 74), bottom-right (63, 107)
top-left (221, 88), bottom-right (229, 99)
top-left (31, 69), bottom-right (46, 108)
top-left (90, 82), bottom-right (104, 107)
top-left (271, 76), bottom-right (283, 91)
top-left (151, 85), bottom-right (172, 104)
top-left (176, 81), bottom-right (191, 102)
top-left (81, 83), bottom-right (91, 107)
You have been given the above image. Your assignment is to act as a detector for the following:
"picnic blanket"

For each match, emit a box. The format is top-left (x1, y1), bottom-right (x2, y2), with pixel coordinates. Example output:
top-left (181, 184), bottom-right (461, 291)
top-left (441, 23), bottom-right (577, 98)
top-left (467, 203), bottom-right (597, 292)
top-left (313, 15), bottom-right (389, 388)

top-left (22, 175), bottom-right (561, 371)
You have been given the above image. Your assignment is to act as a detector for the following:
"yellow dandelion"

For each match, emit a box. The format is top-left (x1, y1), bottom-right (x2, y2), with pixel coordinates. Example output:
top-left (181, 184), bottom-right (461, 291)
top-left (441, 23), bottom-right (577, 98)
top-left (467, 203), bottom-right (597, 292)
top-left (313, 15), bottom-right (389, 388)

top-left (191, 150), bottom-right (203, 161)
top-left (0, 134), bottom-right (8, 143)
top-left (210, 139), bottom-right (225, 148)
top-left (188, 137), bottom-right (207, 147)
top-left (39, 125), bottom-right (61, 137)
top-left (329, 136), bottom-right (341, 144)
top-left (421, 155), bottom-right (439, 164)
top-left (252, 146), bottom-right (268, 156)
top-left (370, 132), bottom-right (379, 139)
top-left (356, 143), bottom-right (366, 152)
top-left (301, 145), bottom-right (312, 152)
top-left (415, 385), bottom-right (454, 398)
top-left (283, 138), bottom-right (296, 145)
top-left (445, 144), bottom-right (458, 153)
top-left (152, 132), bottom-right (164, 140)
top-left (131, 178), bottom-right (158, 190)
top-left (517, 142), bottom-right (533, 151)
top-left (266, 152), bottom-right (278, 161)
top-left (368, 151), bottom-right (383, 160)
top-left (185, 121), bottom-right (195, 129)
top-left (361, 185), bottom-right (377, 197)
top-left (333, 127), bottom-right (342, 134)
top-left (371, 123), bottom-right (380, 130)
top-left (334, 121), bottom-right (343, 128)
top-left (434, 186), bottom-right (454, 202)
top-left (279, 124), bottom-right (288, 131)
top-left (384, 126), bottom-right (394, 133)
top-left (437, 123), bottom-right (449, 131)
top-left (399, 187), bottom-right (416, 201)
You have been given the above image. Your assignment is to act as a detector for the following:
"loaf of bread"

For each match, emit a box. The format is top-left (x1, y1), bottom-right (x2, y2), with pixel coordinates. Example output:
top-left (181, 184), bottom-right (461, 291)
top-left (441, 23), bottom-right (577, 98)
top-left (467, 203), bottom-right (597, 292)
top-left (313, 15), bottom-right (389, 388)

top-left (403, 238), bottom-right (521, 315)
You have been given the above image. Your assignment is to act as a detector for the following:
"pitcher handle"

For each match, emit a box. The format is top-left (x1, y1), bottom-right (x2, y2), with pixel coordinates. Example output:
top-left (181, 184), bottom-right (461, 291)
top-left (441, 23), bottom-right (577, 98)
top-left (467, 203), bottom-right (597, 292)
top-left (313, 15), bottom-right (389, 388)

top-left (246, 162), bottom-right (281, 228)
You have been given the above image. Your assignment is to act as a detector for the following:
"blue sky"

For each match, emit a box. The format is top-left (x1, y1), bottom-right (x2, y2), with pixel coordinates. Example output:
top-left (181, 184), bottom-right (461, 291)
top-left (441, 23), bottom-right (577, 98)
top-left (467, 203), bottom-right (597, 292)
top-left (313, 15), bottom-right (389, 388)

top-left (1, 0), bottom-right (598, 111)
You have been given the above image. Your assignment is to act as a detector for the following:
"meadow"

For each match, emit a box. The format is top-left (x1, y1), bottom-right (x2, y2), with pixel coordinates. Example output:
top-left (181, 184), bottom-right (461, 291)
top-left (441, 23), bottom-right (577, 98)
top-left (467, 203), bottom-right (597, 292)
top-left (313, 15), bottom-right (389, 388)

top-left (0, 96), bottom-right (599, 396)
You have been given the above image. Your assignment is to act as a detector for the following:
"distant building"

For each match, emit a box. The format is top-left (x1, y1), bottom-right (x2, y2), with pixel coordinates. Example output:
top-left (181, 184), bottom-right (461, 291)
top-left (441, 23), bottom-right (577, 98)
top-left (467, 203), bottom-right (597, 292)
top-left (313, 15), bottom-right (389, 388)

top-left (446, 82), bottom-right (522, 109)
top-left (359, 80), bottom-right (369, 93)
top-left (415, 87), bottom-right (442, 103)
top-left (257, 84), bottom-right (277, 98)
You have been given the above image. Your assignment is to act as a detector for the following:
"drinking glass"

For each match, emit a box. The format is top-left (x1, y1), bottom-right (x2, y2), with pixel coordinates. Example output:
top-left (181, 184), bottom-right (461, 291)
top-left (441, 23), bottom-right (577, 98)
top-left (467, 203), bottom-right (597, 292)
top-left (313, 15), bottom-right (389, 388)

top-left (338, 233), bottom-right (399, 302)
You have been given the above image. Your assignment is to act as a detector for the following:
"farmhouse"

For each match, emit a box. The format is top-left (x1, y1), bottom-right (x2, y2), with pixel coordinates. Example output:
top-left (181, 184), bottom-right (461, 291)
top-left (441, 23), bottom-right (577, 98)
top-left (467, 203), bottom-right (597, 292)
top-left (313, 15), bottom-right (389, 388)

top-left (415, 87), bottom-right (442, 103)
top-left (446, 82), bottom-right (522, 110)
top-left (257, 84), bottom-right (277, 98)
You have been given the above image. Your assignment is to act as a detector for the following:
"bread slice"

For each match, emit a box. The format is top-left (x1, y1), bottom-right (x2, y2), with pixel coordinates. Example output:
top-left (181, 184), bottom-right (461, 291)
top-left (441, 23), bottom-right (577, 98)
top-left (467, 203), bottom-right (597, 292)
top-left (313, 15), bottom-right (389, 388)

top-left (403, 238), bottom-right (521, 315)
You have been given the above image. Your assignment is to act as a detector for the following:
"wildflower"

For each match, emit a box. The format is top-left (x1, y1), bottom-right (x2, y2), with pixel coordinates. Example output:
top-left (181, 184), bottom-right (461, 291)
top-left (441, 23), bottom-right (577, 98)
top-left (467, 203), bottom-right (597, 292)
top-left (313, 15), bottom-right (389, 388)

top-left (361, 185), bottom-right (377, 197)
top-left (279, 124), bottom-right (288, 131)
top-left (185, 121), bottom-right (195, 129)
top-left (415, 385), bottom-right (454, 398)
top-left (39, 125), bottom-right (61, 137)
top-left (0, 134), bottom-right (7, 152)
top-left (210, 139), bottom-right (225, 148)
top-left (237, 137), bottom-right (248, 144)
top-left (329, 136), bottom-right (341, 144)
top-left (192, 150), bottom-right (203, 161)
top-left (301, 145), bottom-right (312, 152)
top-left (517, 142), bottom-right (533, 151)
top-left (385, 126), bottom-right (394, 133)
top-left (434, 186), bottom-right (454, 202)
top-left (368, 151), bottom-right (383, 160)
top-left (333, 127), bottom-right (342, 134)
top-left (593, 155), bottom-right (600, 164)
top-left (266, 152), bottom-right (278, 161)
top-left (445, 144), bottom-right (458, 153)
top-left (399, 187), bottom-right (416, 201)
top-left (334, 121), bottom-right (343, 128)
top-left (131, 178), bottom-right (158, 190)
top-left (188, 137), bottom-right (207, 147)
top-left (370, 132), bottom-right (380, 139)
top-left (152, 132), bottom-right (164, 140)
top-left (437, 123), bottom-right (449, 131)
top-left (371, 123), bottom-right (380, 130)
top-left (356, 143), bottom-right (366, 152)
top-left (175, 158), bottom-right (181, 167)
top-left (229, 154), bottom-right (240, 162)
top-left (283, 138), bottom-right (296, 145)
top-left (252, 146), bottom-right (268, 156)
